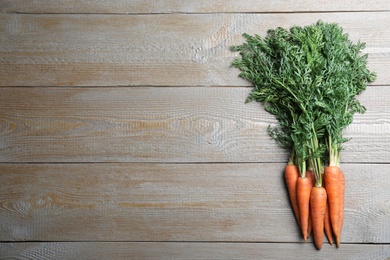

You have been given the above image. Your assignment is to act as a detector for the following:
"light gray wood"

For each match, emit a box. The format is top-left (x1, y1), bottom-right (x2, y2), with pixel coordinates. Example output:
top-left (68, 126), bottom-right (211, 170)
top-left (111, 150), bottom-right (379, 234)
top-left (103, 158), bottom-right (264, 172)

top-left (1, 86), bottom-right (389, 163)
top-left (0, 12), bottom-right (388, 87)
top-left (0, 163), bottom-right (389, 242)
top-left (0, 0), bottom-right (388, 257)
top-left (0, 242), bottom-right (389, 260)
top-left (1, 0), bottom-right (389, 14)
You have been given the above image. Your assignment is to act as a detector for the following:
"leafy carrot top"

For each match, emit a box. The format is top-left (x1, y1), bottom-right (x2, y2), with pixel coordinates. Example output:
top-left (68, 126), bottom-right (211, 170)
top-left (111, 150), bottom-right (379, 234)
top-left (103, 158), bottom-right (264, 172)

top-left (231, 20), bottom-right (376, 182)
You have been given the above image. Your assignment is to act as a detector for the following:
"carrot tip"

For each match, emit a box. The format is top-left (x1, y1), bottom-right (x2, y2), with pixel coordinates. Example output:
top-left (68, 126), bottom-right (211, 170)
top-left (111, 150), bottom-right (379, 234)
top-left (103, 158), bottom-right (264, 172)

top-left (325, 234), bottom-right (333, 245)
top-left (336, 237), bottom-right (341, 247)
top-left (314, 240), bottom-right (323, 250)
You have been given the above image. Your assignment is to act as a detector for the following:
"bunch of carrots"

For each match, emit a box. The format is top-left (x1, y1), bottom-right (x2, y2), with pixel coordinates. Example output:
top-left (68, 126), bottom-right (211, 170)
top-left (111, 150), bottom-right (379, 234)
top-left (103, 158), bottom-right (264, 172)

top-left (231, 21), bottom-right (376, 250)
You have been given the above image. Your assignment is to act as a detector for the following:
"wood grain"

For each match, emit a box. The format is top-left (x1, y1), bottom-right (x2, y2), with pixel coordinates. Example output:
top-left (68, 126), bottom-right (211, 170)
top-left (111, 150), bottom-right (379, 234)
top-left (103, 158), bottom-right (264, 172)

top-left (1, 86), bottom-right (389, 163)
top-left (1, 0), bottom-right (389, 14)
top-left (1, 242), bottom-right (389, 260)
top-left (0, 12), bottom-right (389, 87)
top-left (0, 163), bottom-right (389, 243)
top-left (0, 0), bottom-right (389, 257)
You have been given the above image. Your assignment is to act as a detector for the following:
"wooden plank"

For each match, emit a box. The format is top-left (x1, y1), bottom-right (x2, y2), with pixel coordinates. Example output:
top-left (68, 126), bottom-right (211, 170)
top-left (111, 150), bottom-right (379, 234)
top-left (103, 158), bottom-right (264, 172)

top-left (1, 86), bottom-right (389, 163)
top-left (0, 163), bottom-right (389, 242)
top-left (1, 0), bottom-right (389, 14)
top-left (0, 242), bottom-right (389, 260)
top-left (0, 12), bottom-right (389, 87)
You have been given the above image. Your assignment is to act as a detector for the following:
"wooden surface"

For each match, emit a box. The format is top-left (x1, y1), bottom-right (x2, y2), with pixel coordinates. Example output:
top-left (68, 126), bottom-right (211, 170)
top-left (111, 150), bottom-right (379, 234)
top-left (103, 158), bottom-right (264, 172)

top-left (0, 163), bottom-right (389, 242)
top-left (1, 0), bottom-right (390, 13)
top-left (0, 1), bottom-right (389, 259)
top-left (1, 243), bottom-right (389, 260)
top-left (0, 12), bottom-right (389, 87)
top-left (1, 86), bottom-right (390, 163)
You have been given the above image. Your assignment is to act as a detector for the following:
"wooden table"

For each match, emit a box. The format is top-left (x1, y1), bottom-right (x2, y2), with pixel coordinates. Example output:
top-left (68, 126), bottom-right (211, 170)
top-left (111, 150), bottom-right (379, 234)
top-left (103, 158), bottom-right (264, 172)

top-left (1, 1), bottom-right (389, 259)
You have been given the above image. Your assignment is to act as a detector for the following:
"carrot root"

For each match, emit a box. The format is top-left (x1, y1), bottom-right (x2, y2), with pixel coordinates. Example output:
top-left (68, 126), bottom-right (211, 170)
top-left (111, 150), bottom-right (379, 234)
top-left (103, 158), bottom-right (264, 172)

top-left (297, 176), bottom-right (312, 241)
top-left (307, 212), bottom-right (313, 239)
top-left (325, 166), bottom-right (341, 246)
top-left (285, 164), bottom-right (300, 226)
top-left (306, 170), bottom-right (314, 239)
top-left (337, 170), bottom-right (345, 247)
top-left (310, 186), bottom-right (327, 250)
top-left (324, 201), bottom-right (333, 245)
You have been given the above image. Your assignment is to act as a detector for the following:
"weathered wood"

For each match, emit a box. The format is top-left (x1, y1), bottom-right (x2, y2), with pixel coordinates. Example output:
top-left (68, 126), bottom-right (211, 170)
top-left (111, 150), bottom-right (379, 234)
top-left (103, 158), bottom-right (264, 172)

top-left (1, 86), bottom-right (389, 163)
top-left (0, 0), bottom-right (388, 257)
top-left (0, 163), bottom-right (389, 242)
top-left (0, 12), bottom-right (388, 87)
top-left (1, 0), bottom-right (389, 14)
top-left (0, 242), bottom-right (389, 260)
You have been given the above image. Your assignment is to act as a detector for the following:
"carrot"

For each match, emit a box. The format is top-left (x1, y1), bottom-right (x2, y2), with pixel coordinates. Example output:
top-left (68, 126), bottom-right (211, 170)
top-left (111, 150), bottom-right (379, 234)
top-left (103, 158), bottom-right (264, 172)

top-left (297, 176), bottom-right (312, 241)
top-left (338, 169), bottom-right (345, 247)
top-left (324, 201), bottom-right (333, 245)
top-left (306, 170), bottom-right (315, 186)
top-left (285, 164), bottom-right (300, 226)
top-left (310, 186), bottom-right (327, 250)
top-left (324, 166), bottom-right (341, 247)
top-left (323, 172), bottom-right (333, 245)
top-left (307, 212), bottom-right (313, 239)
top-left (306, 170), bottom-right (314, 238)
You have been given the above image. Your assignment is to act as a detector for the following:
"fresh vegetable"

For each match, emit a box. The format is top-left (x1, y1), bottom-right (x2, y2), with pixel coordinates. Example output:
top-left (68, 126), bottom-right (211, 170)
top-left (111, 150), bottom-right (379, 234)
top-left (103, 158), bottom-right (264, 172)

top-left (306, 170), bottom-right (315, 187)
top-left (324, 202), bottom-right (333, 245)
top-left (231, 20), bottom-right (376, 250)
top-left (338, 170), bottom-right (346, 247)
top-left (297, 176), bottom-right (312, 241)
top-left (307, 208), bottom-right (313, 239)
top-left (324, 166), bottom-right (341, 246)
top-left (310, 148), bottom-right (327, 249)
top-left (284, 159), bottom-right (300, 226)
top-left (306, 169), bottom-right (314, 238)
top-left (310, 186), bottom-right (327, 250)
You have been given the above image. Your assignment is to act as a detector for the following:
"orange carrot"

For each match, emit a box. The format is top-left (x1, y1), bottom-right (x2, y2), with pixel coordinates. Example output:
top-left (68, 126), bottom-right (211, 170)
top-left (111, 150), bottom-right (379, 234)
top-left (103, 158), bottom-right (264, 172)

top-left (324, 201), bottom-right (333, 245)
top-left (338, 169), bottom-right (345, 247)
top-left (306, 170), bottom-right (315, 187)
top-left (297, 176), bottom-right (311, 241)
top-left (310, 186), bottom-right (327, 250)
top-left (307, 212), bottom-right (313, 239)
top-left (285, 164), bottom-right (300, 226)
top-left (306, 170), bottom-right (314, 238)
top-left (324, 166), bottom-right (341, 247)
top-left (323, 173), bottom-right (333, 245)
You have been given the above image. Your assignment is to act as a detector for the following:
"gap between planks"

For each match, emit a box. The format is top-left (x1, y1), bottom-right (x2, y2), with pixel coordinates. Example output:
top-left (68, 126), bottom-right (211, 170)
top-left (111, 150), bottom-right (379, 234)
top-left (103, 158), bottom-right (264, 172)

top-left (1, 161), bottom-right (390, 165)
top-left (1, 0), bottom-right (389, 14)
top-left (0, 241), bottom-right (389, 260)
top-left (0, 240), bottom-right (389, 245)
top-left (0, 84), bottom-right (385, 88)
top-left (3, 10), bottom-right (390, 15)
